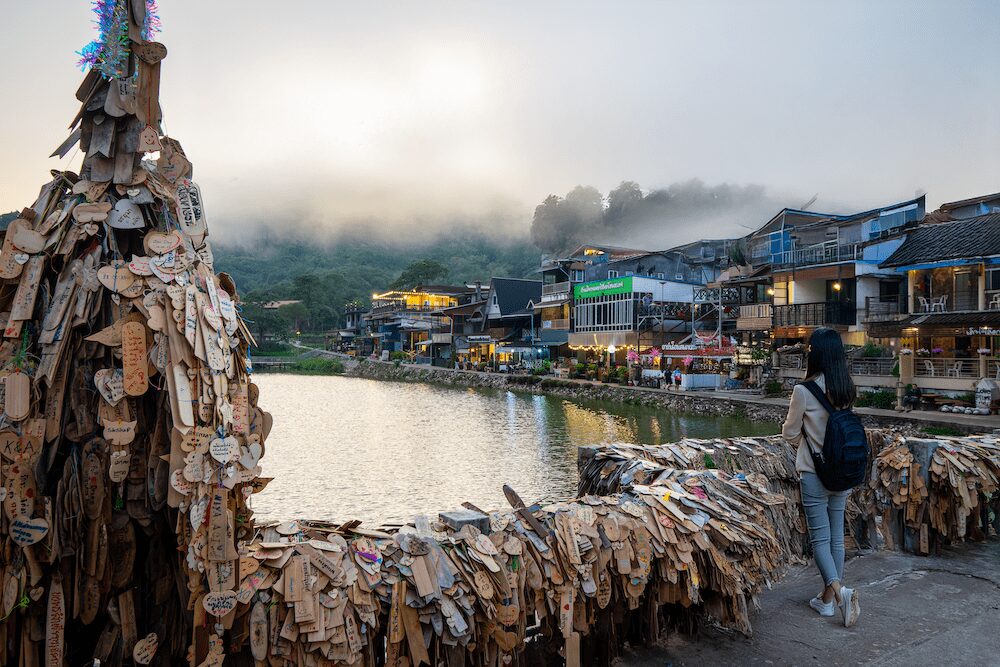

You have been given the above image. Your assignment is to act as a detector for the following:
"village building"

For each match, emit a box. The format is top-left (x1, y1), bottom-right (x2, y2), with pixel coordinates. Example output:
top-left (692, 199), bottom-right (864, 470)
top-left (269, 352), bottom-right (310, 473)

top-left (481, 278), bottom-right (544, 369)
top-left (364, 285), bottom-right (474, 358)
top-left (867, 212), bottom-right (1000, 392)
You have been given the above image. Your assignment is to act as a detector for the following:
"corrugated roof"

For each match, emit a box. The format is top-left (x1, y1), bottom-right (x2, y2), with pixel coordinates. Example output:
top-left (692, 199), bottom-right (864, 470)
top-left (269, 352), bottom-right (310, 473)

top-left (880, 213), bottom-right (1000, 268)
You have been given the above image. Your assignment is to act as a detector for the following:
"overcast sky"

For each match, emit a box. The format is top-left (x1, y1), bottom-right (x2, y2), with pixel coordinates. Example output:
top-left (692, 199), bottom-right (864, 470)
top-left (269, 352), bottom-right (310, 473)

top-left (1, 1), bottom-right (998, 241)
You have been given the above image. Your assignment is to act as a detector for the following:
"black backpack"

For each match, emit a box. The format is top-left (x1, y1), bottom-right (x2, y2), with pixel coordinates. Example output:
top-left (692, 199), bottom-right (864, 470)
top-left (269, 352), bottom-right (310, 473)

top-left (801, 381), bottom-right (869, 491)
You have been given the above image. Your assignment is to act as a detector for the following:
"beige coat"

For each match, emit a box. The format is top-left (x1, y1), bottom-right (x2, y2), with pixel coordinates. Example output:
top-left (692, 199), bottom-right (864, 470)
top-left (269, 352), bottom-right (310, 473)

top-left (782, 374), bottom-right (830, 474)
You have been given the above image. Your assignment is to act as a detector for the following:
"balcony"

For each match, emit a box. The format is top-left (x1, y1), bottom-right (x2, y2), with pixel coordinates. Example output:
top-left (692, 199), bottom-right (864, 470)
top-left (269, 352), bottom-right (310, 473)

top-left (370, 301), bottom-right (444, 316)
top-left (736, 303), bottom-right (772, 331)
top-left (773, 241), bottom-right (861, 268)
top-left (542, 281), bottom-right (571, 301)
top-left (773, 301), bottom-right (856, 328)
top-left (541, 318), bottom-right (570, 330)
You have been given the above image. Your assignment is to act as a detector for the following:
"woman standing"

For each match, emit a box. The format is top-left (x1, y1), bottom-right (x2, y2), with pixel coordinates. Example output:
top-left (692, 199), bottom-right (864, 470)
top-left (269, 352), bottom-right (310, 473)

top-left (782, 327), bottom-right (862, 627)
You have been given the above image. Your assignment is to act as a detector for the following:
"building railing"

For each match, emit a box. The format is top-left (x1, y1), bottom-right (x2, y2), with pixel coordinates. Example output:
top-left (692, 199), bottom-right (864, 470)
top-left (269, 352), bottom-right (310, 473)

top-left (773, 242), bottom-right (862, 268)
top-left (863, 295), bottom-right (907, 322)
top-left (777, 352), bottom-right (804, 369)
top-left (914, 357), bottom-right (979, 379)
top-left (542, 281), bottom-right (571, 298)
top-left (773, 301), bottom-right (856, 327)
top-left (738, 303), bottom-right (773, 319)
top-left (912, 290), bottom-right (1000, 313)
top-left (849, 357), bottom-right (896, 376)
top-left (370, 302), bottom-right (444, 315)
top-left (542, 318), bottom-right (570, 330)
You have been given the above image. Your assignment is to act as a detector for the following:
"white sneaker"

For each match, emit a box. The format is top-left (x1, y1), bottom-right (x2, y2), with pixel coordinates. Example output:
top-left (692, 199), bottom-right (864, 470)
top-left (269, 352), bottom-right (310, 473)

top-left (809, 595), bottom-right (835, 617)
top-left (838, 587), bottom-right (860, 627)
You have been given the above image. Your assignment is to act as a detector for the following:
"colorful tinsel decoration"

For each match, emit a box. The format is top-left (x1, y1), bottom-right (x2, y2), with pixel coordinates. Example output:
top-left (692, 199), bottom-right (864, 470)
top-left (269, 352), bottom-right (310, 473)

top-left (142, 0), bottom-right (162, 41)
top-left (77, 0), bottom-right (161, 79)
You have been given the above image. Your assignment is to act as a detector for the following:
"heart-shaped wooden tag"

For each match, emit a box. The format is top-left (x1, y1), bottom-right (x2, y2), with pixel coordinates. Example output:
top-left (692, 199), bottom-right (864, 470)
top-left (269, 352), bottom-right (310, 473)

top-left (97, 262), bottom-right (137, 294)
top-left (107, 198), bottom-right (145, 230)
top-left (202, 590), bottom-right (238, 617)
top-left (128, 255), bottom-right (153, 276)
top-left (144, 229), bottom-right (183, 255)
top-left (10, 515), bottom-right (48, 547)
top-left (133, 41), bottom-right (168, 64)
top-left (209, 436), bottom-right (239, 464)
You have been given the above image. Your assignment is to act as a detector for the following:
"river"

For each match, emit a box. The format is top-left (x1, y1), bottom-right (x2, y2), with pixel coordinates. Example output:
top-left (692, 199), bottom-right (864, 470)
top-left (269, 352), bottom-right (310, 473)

top-left (251, 374), bottom-right (779, 526)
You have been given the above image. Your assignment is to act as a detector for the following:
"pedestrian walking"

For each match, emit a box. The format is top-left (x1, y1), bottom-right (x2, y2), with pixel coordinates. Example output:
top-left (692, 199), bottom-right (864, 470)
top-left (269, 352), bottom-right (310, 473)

top-left (782, 327), bottom-right (866, 627)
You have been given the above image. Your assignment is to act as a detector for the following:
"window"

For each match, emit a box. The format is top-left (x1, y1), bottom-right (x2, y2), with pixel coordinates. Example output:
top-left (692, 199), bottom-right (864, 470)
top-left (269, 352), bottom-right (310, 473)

top-left (491, 294), bottom-right (498, 306)
top-left (988, 268), bottom-right (1000, 292)
top-left (608, 270), bottom-right (619, 278)
top-left (656, 272), bottom-right (664, 279)
top-left (625, 271), bottom-right (634, 276)
top-left (572, 269), bottom-right (584, 282)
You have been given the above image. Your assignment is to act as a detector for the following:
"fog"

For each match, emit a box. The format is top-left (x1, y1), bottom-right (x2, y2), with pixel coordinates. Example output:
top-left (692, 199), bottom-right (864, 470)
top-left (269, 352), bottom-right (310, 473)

top-left (1, 1), bottom-right (997, 245)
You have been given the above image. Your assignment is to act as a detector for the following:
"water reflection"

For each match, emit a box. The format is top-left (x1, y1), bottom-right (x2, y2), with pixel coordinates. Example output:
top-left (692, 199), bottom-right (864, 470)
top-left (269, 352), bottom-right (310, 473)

top-left (252, 375), bottom-right (778, 526)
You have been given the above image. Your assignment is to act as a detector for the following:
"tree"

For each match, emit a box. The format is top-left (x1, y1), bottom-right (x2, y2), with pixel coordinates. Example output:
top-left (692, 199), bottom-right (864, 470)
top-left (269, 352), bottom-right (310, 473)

top-left (390, 259), bottom-right (450, 290)
top-left (604, 181), bottom-right (644, 228)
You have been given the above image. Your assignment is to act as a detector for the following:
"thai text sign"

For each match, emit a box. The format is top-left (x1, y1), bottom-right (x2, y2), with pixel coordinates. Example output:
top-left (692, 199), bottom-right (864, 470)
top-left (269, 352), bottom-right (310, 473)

top-left (574, 277), bottom-right (633, 300)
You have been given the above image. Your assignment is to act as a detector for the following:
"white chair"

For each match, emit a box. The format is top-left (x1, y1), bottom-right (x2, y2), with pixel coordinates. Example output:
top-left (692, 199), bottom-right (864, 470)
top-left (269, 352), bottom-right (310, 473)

top-left (918, 296), bottom-right (930, 312)
top-left (932, 295), bottom-right (948, 312)
top-left (989, 294), bottom-right (1000, 310)
top-left (946, 361), bottom-right (962, 378)
top-left (923, 360), bottom-right (935, 377)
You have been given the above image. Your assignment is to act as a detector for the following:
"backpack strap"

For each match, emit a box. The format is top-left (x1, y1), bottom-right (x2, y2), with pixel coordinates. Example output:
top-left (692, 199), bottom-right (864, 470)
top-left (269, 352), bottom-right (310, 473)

top-left (802, 380), bottom-right (836, 415)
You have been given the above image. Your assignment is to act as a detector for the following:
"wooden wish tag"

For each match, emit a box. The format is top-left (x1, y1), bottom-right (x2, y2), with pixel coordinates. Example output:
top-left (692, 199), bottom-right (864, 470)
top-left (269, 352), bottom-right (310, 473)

top-left (137, 125), bottom-right (162, 153)
top-left (249, 601), bottom-right (268, 660)
top-left (121, 321), bottom-right (148, 396)
top-left (45, 574), bottom-right (65, 667)
top-left (8, 218), bottom-right (45, 254)
top-left (133, 40), bottom-right (167, 64)
top-left (108, 450), bottom-right (131, 483)
top-left (202, 590), bottom-right (238, 618)
top-left (4, 372), bottom-right (31, 422)
top-left (11, 515), bottom-right (49, 547)
top-left (133, 632), bottom-right (158, 664)
top-left (9, 256), bottom-right (46, 324)
top-left (107, 198), bottom-right (145, 230)
top-left (103, 419), bottom-right (137, 447)
top-left (175, 180), bottom-right (208, 243)
top-left (0, 226), bottom-right (24, 280)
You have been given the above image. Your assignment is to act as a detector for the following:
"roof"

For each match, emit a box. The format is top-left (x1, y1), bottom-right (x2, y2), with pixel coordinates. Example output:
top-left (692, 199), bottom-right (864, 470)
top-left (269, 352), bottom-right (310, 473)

top-left (412, 284), bottom-right (476, 296)
top-left (489, 278), bottom-right (542, 317)
top-left (751, 195), bottom-right (926, 237)
top-left (880, 213), bottom-right (1000, 268)
top-left (566, 243), bottom-right (648, 260)
top-left (939, 191), bottom-right (1000, 211)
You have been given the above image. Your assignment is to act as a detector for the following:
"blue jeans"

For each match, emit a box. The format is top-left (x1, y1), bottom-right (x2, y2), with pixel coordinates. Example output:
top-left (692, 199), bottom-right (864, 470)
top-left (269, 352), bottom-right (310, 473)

top-left (800, 472), bottom-right (849, 586)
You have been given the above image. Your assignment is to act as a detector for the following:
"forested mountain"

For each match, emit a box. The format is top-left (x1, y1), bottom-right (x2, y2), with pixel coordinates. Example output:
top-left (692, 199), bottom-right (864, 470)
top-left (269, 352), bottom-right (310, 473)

top-left (214, 230), bottom-right (539, 333)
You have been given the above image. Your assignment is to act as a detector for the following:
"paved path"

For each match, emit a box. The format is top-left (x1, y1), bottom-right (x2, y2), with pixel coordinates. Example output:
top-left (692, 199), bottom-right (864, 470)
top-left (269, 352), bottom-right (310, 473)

top-left (620, 540), bottom-right (1000, 666)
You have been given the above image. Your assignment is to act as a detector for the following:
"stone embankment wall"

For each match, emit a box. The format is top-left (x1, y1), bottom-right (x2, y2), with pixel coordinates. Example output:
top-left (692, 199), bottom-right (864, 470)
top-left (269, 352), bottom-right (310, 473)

top-left (347, 361), bottom-right (978, 433)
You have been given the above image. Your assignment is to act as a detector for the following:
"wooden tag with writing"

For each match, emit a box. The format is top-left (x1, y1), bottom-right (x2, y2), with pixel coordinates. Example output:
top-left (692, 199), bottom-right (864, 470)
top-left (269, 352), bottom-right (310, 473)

top-left (202, 590), bottom-right (238, 617)
top-left (250, 601), bottom-right (268, 660)
top-left (133, 632), bottom-right (158, 664)
top-left (121, 322), bottom-right (148, 396)
top-left (45, 575), bottom-right (65, 666)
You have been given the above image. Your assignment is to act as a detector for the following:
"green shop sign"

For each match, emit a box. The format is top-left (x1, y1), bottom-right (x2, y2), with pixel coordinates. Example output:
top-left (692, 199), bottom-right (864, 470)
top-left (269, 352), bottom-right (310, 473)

top-left (574, 276), bottom-right (633, 299)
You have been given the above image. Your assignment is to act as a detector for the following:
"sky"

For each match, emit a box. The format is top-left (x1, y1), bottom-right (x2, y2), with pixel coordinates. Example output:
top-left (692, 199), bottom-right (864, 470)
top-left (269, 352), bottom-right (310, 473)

top-left (1, 1), bottom-right (998, 243)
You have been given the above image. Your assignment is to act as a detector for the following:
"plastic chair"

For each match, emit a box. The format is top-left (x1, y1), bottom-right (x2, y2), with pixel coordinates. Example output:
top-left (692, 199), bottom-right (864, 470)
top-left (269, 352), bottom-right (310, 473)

top-left (923, 360), bottom-right (935, 377)
top-left (933, 295), bottom-right (948, 312)
top-left (989, 294), bottom-right (1000, 310)
top-left (918, 296), bottom-right (930, 312)
top-left (947, 361), bottom-right (962, 378)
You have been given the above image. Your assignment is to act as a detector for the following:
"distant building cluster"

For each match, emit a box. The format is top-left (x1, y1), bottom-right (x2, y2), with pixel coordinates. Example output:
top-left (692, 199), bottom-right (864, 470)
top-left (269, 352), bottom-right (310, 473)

top-left (334, 191), bottom-right (1000, 398)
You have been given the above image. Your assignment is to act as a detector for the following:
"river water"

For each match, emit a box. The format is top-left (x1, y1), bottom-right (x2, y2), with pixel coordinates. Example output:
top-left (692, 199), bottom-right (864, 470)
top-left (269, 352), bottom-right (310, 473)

top-left (251, 374), bottom-right (779, 526)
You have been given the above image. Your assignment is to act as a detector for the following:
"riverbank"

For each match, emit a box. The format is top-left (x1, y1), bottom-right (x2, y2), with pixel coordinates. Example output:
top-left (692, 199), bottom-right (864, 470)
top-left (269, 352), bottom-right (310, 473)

top-left (345, 357), bottom-right (1000, 434)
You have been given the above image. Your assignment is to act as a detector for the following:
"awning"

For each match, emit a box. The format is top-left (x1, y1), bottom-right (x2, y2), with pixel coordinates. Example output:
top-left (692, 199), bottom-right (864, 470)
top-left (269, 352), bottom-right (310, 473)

top-left (568, 332), bottom-right (639, 348)
top-left (868, 310), bottom-right (1000, 338)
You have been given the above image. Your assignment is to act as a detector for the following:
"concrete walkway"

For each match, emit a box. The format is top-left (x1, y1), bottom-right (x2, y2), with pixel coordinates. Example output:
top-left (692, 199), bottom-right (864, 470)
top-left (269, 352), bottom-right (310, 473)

top-left (620, 539), bottom-right (1000, 666)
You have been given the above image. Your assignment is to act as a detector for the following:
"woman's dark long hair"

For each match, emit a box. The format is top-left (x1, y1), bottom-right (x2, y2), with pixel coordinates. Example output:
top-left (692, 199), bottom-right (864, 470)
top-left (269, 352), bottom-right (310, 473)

top-left (806, 327), bottom-right (856, 408)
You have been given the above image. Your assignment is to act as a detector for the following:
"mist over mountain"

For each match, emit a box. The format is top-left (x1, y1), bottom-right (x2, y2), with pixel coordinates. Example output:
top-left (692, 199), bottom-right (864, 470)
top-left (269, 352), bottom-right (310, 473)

top-left (530, 179), bottom-right (796, 254)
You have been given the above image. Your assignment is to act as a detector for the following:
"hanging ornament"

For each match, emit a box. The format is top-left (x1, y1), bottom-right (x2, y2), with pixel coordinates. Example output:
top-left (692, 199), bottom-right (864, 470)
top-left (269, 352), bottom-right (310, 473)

top-left (138, 124), bottom-right (163, 153)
